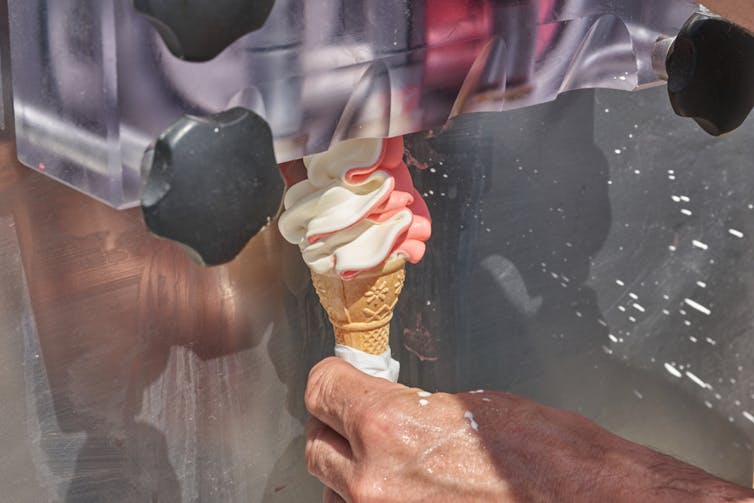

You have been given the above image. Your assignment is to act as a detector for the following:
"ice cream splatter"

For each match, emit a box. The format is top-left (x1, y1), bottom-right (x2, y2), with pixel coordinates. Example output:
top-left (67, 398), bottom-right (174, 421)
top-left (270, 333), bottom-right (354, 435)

top-left (417, 391), bottom-right (432, 398)
top-left (419, 399), bottom-right (429, 407)
top-left (684, 298), bottom-right (711, 316)
top-left (664, 363), bottom-right (682, 378)
top-left (482, 397), bottom-right (492, 402)
top-left (729, 228), bottom-right (744, 238)
top-left (685, 371), bottom-right (710, 389)
top-left (464, 411), bottom-right (479, 431)
top-left (469, 390), bottom-right (485, 394)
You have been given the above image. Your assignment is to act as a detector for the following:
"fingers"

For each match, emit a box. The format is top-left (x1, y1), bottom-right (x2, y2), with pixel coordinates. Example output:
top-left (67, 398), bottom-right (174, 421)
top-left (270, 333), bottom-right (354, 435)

top-left (323, 487), bottom-right (347, 503)
top-left (306, 417), bottom-right (354, 497)
top-left (305, 357), bottom-right (397, 439)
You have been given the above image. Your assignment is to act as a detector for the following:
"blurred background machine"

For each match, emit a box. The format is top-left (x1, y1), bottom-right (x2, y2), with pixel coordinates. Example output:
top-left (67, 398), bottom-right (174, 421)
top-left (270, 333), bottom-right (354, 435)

top-left (2, 1), bottom-right (754, 501)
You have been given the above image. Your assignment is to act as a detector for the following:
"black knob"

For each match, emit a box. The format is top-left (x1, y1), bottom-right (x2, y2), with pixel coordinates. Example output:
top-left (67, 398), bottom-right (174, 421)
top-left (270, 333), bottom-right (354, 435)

top-left (132, 0), bottom-right (275, 61)
top-left (141, 108), bottom-right (283, 266)
top-left (667, 12), bottom-right (754, 136)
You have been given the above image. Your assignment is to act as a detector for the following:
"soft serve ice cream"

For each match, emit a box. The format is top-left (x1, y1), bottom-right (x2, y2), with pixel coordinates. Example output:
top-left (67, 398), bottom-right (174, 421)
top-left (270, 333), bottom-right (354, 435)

top-left (278, 136), bottom-right (432, 381)
top-left (278, 136), bottom-right (431, 279)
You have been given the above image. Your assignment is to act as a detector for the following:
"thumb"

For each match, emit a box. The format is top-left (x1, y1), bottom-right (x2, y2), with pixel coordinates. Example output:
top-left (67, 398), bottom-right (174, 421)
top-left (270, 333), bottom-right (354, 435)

top-left (305, 357), bottom-right (400, 439)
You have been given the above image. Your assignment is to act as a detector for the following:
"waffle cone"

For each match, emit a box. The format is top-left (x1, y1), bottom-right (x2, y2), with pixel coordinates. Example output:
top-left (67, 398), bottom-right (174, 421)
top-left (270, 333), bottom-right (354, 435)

top-left (311, 258), bottom-right (406, 354)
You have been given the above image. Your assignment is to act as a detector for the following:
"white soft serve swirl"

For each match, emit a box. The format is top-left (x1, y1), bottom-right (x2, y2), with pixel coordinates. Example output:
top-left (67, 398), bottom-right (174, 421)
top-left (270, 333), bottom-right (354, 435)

top-left (278, 138), bottom-right (413, 276)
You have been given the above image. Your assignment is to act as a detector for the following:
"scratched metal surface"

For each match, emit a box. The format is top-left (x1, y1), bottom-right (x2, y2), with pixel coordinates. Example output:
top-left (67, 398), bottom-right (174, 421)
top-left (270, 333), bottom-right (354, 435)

top-left (2, 85), bottom-right (754, 502)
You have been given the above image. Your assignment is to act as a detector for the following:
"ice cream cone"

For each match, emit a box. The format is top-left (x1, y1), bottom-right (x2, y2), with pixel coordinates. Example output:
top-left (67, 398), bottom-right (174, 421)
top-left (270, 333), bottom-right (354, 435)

top-left (311, 257), bottom-right (406, 355)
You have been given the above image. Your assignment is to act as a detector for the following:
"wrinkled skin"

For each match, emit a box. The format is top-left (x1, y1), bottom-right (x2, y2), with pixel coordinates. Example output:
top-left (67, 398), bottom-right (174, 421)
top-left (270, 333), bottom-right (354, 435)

top-left (305, 357), bottom-right (754, 503)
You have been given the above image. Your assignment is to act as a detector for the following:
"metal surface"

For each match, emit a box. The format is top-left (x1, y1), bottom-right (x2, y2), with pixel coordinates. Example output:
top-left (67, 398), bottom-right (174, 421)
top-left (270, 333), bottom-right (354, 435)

top-left (7, 0), bottom-right (696, 207)
top-left (3, 86), bottom-right (754, 501)
top-left (0, 154), bottom-right (328, 502)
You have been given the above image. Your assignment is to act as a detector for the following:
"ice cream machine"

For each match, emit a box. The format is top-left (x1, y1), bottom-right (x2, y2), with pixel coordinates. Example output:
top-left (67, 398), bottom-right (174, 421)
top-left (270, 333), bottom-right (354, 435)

top-left (6, 0), bottom-right (754, 264)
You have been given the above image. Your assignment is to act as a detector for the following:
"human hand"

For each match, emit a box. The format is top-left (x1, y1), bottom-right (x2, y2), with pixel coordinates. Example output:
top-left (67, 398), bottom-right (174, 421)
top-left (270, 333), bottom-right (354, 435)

top-left (305, 357), bottom-right (754, 503)
top-left (304, 357), bottom-right (620, 502)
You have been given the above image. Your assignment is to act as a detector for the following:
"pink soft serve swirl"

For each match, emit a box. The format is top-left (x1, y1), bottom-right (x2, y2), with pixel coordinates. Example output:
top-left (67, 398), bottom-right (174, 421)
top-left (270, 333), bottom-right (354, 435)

top-left (307, 137), bottom-right (432, 279)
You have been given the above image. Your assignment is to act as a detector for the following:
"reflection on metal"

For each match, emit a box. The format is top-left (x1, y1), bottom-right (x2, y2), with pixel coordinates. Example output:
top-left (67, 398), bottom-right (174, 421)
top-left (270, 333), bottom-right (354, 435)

top-left (0, 152), bottom-right (329, 500)
top-left (481, 255), bottom-right (543, 318)
top-left (0, 216), bottom-right (54, 502)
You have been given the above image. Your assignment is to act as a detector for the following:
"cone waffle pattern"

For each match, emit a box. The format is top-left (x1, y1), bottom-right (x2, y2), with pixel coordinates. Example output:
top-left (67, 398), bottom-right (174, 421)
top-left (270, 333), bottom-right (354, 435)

top-left (311, 259), bottom-right (406, 354)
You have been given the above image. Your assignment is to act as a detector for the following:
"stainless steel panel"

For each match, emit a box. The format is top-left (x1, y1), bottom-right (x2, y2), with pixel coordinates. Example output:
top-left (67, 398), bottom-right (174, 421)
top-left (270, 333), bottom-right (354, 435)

top-left (0, 211), bottom-right (49, 502)
top-left (2, 85), bottom-right (754, 501)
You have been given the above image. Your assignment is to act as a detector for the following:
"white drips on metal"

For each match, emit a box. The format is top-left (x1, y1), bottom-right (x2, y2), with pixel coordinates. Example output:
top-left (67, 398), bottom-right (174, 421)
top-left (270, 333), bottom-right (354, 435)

top-left (729, 228), bottom-right (744, 238)
top-left (664, 363), bottom-right (682, 378)
top-left (684, 298), bottom-right (711, 316)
